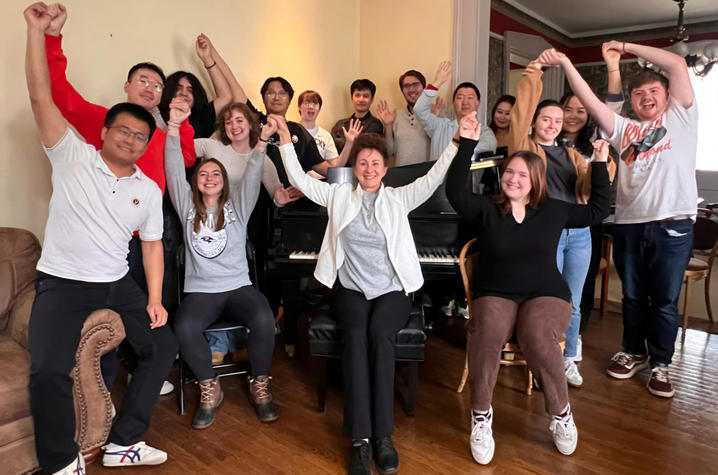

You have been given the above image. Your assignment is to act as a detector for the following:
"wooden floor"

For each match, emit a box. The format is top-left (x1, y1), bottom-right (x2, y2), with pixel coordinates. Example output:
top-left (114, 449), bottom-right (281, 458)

top-left (96, 311), bottom-right (718, 475)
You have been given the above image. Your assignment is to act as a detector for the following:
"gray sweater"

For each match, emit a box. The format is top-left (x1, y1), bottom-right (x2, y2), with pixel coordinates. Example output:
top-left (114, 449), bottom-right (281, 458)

top-left (165, 135), bottom-right (263, 293)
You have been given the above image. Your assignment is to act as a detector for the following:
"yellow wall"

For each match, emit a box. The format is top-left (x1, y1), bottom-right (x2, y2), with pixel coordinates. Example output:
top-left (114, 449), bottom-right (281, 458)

top-left (359, 0), bottom-right (454, 115)
top-left (1, 0), bottom-right (453, 240)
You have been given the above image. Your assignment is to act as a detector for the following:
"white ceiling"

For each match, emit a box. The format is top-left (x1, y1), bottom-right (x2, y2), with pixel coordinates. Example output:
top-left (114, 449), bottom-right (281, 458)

top-left (504, 0), bottom-right (718, 38)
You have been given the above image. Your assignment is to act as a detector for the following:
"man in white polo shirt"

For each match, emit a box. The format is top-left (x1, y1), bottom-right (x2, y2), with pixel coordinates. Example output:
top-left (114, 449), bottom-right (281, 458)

top-left (24, 4), bottom-right (177, 474)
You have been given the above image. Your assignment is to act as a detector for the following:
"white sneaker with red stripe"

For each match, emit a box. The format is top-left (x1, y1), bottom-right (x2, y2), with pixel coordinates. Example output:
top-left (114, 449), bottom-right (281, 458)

top-left (52, 453), bottom-right (85, 475)
top-left (102, 441), bottom-right (167, 467)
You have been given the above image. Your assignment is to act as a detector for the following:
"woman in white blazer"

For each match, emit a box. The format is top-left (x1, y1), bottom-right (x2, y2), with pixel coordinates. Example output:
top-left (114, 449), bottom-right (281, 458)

top-left (276, 113), bottom-right (478, 475)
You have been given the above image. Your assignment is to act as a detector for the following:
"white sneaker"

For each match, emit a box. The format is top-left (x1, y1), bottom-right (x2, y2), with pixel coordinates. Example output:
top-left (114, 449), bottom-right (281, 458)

top-left (549, 410), bottom-right (578, 455)
top-left (564, 359), bottom-right (584, 387)
top-left (470, 407), bottom-right (495, 465)
top-left (441, 299), bottom-right (456, 317)
top-left (160, 380), bottom-right (175, 395)
top-left (102, 441), bottom-right (167, 467)
top-left (52, 453), bottom-right (85, 475)
top-left (575, 336), bottom-right (583, 362)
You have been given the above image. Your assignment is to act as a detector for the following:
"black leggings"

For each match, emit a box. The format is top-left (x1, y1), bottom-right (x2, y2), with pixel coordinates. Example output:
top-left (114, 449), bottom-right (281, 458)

top-left (174, 286), bottom-right (275, 381)
top-left (334, 286), bottom-right (411, 439)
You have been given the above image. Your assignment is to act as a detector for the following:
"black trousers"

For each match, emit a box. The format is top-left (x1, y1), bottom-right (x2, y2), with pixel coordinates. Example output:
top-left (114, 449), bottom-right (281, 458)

top-left (29, 272), bottom-right (178, 473)
top-left (334, 286), bottom-right (410, 439)
top-left (174, 286), bottom-right (275, 381)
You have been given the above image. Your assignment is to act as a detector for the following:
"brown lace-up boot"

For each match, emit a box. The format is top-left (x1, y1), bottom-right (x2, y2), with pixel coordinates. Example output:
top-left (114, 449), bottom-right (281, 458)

top-left (248, 375), bottom-right (279, 422)
top-left (192, 375), bottom-right (223, 429)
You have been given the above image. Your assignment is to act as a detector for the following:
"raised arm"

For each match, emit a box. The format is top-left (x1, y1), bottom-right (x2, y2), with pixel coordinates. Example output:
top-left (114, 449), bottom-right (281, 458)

top-left (564, 140), bottom-right (611, 228)
top-left (539, 49), bottom-right (616, 137)
top-left (43, 3), bottom-right (106, 148)
top-left (413, 61), bottom-right (452, 137)
top-left (164, 99), bottom-right (193, 218)
top-left (276, 116), bottom-right (332, 207)
top-left (445, 114), bottom-right (490, 220)
top-left (25, 3), bottom-right (66, 148)
top-left (376, 100), bottom-right (396, 155)
top-left (205, 35), bottom-right (248, 104)
top-left (196, 34), bottom-right (232, 113)
top-left (231, 129), bottom-right (270, 225)
top-left (614, 40), bottom-right (694, 108)
top-left (331, 118), bottom-right (362, 167)
top-left (602, 43), bottom-right (625, 114)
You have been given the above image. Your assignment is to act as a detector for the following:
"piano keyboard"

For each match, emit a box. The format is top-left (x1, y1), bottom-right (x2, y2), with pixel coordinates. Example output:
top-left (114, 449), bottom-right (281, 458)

top-left (289, 251), bottom-right (459, 264)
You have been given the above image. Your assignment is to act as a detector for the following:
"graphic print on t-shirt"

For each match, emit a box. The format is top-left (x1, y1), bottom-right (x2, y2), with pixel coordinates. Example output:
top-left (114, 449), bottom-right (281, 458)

top-left (620, 118), bottom-right (671, 172)
top-left (190, 207), bottom-right (229, 259)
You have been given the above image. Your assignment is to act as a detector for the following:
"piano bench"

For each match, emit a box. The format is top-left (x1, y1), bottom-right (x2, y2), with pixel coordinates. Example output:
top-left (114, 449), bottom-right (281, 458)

top-left (308, 304), bottom-right (427, 417)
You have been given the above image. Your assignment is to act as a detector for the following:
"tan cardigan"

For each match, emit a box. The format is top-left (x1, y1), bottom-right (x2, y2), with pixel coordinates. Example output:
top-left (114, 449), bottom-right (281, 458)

top-left (507, 67), bottom-right (615, 204)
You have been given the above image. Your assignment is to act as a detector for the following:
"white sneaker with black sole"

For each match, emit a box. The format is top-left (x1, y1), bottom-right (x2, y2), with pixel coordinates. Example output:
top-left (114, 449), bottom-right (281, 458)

top-left (470, 407), bottom-right (495, 465)
top-left (549, 409), bottom-right (578, 455)
top-left (102, 441), bottom-right (167, 467)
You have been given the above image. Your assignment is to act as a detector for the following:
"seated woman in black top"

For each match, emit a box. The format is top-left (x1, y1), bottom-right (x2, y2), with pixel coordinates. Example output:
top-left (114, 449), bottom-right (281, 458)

top-left (445, 124), bottom-right (610, 465)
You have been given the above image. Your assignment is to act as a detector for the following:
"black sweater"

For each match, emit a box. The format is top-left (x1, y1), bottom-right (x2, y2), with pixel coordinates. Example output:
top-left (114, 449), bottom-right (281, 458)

top-left (446, 138), bottom-right (610, 302)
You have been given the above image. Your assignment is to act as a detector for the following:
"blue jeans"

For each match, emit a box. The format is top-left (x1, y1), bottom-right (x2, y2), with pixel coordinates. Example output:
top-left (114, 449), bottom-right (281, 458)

top-left (207, 330), bottom-right (242, 353)
top-left (612, 219), bottom-right (693, 366)
top-left (556, 227), bottom-right (592, 358)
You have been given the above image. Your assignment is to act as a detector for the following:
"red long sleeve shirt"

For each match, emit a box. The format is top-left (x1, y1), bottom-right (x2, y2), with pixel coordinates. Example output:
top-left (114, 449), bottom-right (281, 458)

top-left (45, 34), bottom-right (197, 192)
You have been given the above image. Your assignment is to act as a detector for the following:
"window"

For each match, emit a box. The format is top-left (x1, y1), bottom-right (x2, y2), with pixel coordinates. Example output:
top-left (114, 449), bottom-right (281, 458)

top-left (691, 71), bottom-right (718, 171)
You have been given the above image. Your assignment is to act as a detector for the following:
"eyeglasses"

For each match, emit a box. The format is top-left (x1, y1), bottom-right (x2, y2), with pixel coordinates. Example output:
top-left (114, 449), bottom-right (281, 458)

top-left (265, 90), bottom-right (289, 99)
top-left (108, 126), bottom-right (150, 144)
top-left (301, 101), bottom-right (319, 108)
top-left (135, 76), bottom-right (164, 94)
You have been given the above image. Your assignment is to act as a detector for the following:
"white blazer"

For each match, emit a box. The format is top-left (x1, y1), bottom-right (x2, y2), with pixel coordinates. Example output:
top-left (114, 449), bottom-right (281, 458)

top-left (279, 141), bottom-right (458, 293)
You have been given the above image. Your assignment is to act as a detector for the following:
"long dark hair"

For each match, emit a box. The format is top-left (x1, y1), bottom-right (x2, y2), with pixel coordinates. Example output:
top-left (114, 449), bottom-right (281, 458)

top-left (190, 158), bottom-right (230, 234)
top-left (159, 71), bottom-right (210, 123)
top-left (488, 95), bottom-right (515, 134)
top-left (557, 91), bottom-right (595, 157)
top-left (494, 151), bottom-right (548, 213)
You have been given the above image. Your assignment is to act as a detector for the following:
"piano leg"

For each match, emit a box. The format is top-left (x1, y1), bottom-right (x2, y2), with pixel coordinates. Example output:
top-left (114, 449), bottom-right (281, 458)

top-left (280, 279), bottom-right (300, 355)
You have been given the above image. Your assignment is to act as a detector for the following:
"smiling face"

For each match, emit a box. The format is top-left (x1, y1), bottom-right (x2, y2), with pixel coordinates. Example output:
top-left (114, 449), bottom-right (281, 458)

top-left (100, 112), bottom-right (151, 166)
top-left (124, 68), bottom-right (164, 110)
top-left (353, 148), bottom-right (387, 193)
top-left (352, 89), bottom-right (373, 115)
top-left (224, 110), bottom-right (250, 144)
top-left (501, 157), bottom-right (532, 203)
top-left (453, 87), bottom-right (480, 120)
top-left (630, 81), bottom-right (669, 122)
top-left (196, 160), bottom-right (225, 199)
top-left (174, 76), bottom-right (195, 109)
top-left (533, 105), bottom-right (563, 144)
top-left (263, 80), bottom-right (291, 116)
top-left (561, 95), bottom-right (588, 135)
top-left (493, 101), bottom-right (513, 129)
top-left (400, 76), bottom-right (424, 106)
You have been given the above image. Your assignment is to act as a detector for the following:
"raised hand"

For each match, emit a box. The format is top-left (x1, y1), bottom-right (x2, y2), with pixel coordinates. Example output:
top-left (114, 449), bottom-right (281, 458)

top-left (376, 100), bottom-right (396, 126)
top-left (24, 2), bottom-right (52, 30)
top-left (271, 114), bottom-right (291, 143)
top-left (274, 185), bottom-right (301, 205)
top-left (433, 60), bottom-right (452, 87)
top-left (342, 118), bottom-right (363, 143)
top-left (537, 48), bottom-right (566, 66)
top-left (431, 96), bottom-right (446, 116)
top-left (169, 97), bottom-right (191, 124)
top-left (262, 115), bottom-right (279, 140)
top-left (458, 111), bottom-right (481, 140)
top-left (196, 33), bottom-right (213, 66)
top-left (45, 3), bottom-right (67, 36)
top-left (602, 41), bottom-right (623, 67)
top-left (592, 139), bottom-right (609, 162)
top-left (527, 59), bottom-right (544, 72)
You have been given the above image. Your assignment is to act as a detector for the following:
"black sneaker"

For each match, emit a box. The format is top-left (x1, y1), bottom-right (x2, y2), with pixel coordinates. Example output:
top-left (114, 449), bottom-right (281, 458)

top-left (348, 440), bottom-right (372, 475)
top-left (373, 437), bottom-right (399, 474)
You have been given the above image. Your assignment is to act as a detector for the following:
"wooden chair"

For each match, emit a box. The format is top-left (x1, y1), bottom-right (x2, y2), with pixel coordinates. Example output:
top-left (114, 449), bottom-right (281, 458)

top-left (456, 238), bottom-right (533, 395)
top-left (681, 208), bottom-right (718, 342)
top-left (598, 234), bottom-right (613, 316)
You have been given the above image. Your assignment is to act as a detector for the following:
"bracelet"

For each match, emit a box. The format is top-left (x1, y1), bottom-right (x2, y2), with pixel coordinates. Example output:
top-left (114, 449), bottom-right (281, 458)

top-left (205, 61), bottom-right (217, 70)
top-left (167, 121), bottom-right (181, 128)
top-left (607, 69), bottom-right (619, 73)
top-left (259, 137), bottom-right (270, 143)
top-left (621, 42), bottom-right (626, 54)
